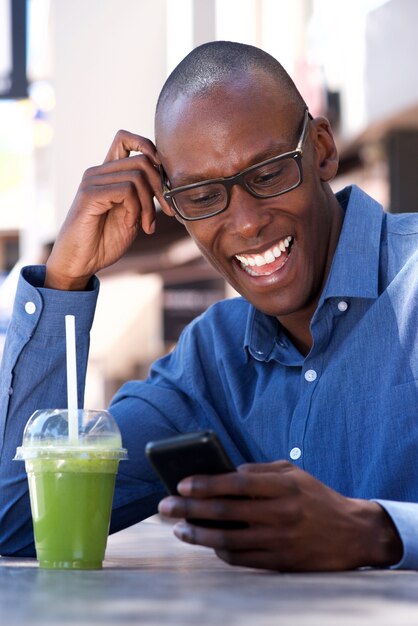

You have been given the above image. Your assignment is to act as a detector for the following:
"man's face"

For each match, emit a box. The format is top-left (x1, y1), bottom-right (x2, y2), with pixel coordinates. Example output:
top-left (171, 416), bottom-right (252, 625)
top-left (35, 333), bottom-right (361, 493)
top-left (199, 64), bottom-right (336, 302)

top-left (156, 74), bottom-right (341, 320)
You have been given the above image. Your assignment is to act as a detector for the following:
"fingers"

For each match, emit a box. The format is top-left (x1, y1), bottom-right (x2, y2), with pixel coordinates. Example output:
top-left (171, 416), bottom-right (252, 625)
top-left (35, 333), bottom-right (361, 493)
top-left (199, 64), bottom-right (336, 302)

top-left (103, 130), bottom-right (160, 166)
top-left (159, 489), bottom-right (301, 528)
top-left (79, 182), bottom-right (143, 229)
top-left (173, 520), bottom-right (278, 553)
top-left (78, 169), bottom-right (156, 233)
top-left (215, 549), bottom-right (281, 571)
top-left (177, 462), bottom-right (298, 499)
top-left (85, 153), bottom-right (168, 208)
top-left (160, 494), bottom-right (255, 523)
top-left (93, 148), bottom-right (173, 219)
top-left (102, 130), bottom-right (174, 217)
top-left (173, 516), bottom-right (289, 570)
top-left (172, 521), bottom-right (308, 571)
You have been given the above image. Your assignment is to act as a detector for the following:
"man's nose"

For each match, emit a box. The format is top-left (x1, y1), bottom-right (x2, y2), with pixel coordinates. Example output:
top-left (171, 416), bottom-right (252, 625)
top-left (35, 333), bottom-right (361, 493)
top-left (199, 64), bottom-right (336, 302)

top-left (225, 184), bottom-right (271, 239)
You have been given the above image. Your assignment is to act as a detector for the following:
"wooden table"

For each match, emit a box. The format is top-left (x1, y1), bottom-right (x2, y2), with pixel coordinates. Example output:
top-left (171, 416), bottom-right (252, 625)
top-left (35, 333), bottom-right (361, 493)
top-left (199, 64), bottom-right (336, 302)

top-left (1, 516), bottom-right (418, 625)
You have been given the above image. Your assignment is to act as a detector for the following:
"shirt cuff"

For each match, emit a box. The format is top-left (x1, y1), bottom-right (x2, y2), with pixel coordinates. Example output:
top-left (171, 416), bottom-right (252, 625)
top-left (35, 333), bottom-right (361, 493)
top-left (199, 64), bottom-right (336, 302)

top-left (11, 265), bottom-right (99, 338)
top-left (374, 499), bottom-right (418, 569)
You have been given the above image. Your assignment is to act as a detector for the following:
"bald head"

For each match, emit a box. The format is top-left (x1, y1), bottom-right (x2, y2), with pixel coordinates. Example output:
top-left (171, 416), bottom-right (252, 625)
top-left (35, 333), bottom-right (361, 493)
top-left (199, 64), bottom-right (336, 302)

top-left (155, 41), bottom-right (306, 130)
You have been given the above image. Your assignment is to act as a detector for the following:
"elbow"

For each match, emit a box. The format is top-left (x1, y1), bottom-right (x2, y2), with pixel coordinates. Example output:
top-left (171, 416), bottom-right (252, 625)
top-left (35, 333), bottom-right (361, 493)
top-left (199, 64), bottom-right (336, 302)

top-left (0, 507), bottom-right (36, 558)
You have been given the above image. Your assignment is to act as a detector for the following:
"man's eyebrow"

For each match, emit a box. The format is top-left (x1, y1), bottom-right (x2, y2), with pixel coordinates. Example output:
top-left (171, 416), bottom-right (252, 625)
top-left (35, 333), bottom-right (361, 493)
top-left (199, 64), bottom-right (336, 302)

top-left (171, 142), bottom-right (290, 187)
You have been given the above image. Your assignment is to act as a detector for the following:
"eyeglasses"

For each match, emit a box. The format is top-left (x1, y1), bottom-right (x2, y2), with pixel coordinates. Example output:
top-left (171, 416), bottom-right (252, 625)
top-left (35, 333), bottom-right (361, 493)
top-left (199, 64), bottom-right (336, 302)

top-left (160, 108), bottom-right (311, 222)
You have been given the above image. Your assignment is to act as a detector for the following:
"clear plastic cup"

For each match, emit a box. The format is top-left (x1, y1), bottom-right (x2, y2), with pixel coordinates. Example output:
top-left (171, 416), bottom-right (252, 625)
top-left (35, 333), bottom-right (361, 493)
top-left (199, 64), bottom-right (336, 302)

top-left (15, 409), bottom-right (127, 570)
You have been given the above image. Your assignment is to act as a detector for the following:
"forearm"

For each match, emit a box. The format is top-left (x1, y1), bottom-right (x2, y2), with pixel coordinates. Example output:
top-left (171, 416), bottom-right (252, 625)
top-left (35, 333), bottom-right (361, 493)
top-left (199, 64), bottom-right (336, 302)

top-left (0, 265), bottom-right (98, 555)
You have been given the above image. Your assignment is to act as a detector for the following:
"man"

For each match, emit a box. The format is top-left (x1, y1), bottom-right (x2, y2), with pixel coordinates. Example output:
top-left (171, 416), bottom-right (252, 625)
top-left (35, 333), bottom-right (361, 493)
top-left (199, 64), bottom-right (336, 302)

top-left (1, 40), bottom-right (417, 570)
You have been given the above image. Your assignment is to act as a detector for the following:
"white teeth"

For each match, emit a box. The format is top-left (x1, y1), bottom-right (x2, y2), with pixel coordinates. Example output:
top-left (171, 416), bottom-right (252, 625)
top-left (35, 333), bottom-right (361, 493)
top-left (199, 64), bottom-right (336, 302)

top-left (264, 250), bottom-right (275, 263)
top-left (235, 236), bottom-right (293, 269)
top-left (255, 254), bottom-right (266, 267)
top-left (242, 252), bottom-right (291, 276)
top-left (236, 254), bottom-right (248, 266)
top-left (243, 266), bottom-right (262, 277)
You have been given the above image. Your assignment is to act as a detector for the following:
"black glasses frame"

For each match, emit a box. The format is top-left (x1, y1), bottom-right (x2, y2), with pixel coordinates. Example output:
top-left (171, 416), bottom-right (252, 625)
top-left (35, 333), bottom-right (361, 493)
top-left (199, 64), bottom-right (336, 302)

top-left (160, 108), bottom-right (311, 222)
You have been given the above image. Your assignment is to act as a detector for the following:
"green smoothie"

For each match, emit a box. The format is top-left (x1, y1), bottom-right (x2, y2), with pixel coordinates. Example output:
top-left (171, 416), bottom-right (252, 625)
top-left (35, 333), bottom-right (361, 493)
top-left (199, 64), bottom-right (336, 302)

top-left (26, 455), bottom-right (119, 569)
top-left (15, 409), bottom-right (127, 570)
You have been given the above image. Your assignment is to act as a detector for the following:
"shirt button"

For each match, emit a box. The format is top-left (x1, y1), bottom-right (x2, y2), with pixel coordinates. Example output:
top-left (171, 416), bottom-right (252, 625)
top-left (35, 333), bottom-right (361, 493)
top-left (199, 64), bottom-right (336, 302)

top-left (337, 300), bottom-right (348, 312)
top-left (290, 447), bottom-right (302, 460)
top-left (24, 302), bottom-right (36, 315)
top-left (304, 369), bottom-right (317, 382)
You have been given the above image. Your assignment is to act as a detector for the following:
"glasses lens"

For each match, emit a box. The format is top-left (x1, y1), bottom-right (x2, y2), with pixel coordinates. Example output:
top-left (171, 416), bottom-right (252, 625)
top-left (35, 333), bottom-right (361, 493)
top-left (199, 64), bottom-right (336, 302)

top-left (172, 183), bottom-right (227, 219)
top-left (245, 156), bottom-right (301, 197)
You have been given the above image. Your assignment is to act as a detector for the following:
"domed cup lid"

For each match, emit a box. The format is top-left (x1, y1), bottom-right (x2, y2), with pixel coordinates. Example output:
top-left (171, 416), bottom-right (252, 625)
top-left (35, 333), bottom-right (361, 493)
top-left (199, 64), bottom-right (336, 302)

top-left (15, 409), bottom-right (128, 460)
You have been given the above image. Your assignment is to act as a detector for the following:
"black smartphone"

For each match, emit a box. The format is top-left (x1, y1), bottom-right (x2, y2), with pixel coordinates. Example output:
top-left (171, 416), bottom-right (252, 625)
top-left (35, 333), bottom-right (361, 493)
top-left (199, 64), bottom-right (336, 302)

top-left (145, 430), bottom-right (247, 529)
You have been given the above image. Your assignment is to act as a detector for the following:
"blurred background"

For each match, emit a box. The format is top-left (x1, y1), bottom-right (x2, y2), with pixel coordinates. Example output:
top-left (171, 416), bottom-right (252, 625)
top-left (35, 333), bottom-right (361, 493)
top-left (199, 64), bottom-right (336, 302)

top-left (1, 0), bottom-right (417, 405)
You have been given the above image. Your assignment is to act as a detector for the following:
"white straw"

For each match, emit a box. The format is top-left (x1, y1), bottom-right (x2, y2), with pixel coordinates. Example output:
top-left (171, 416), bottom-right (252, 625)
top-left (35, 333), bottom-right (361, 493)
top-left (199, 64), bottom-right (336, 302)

top-left (65, 315), bottom-right (79, 443)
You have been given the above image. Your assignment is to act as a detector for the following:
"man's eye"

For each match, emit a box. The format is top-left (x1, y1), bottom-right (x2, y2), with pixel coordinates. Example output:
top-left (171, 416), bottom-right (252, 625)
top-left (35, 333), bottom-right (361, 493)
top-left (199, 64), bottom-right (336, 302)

top-left (182, 188), bottom-right (223, 207)
top-left (253, 166), bottom-right (283, 187)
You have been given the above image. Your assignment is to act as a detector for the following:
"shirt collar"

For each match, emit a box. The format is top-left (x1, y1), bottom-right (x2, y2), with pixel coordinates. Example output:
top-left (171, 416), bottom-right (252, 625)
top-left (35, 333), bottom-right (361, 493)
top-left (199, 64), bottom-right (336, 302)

top-left (322, 185), bottom-right (383, 300)
top-left (244, 306), bottom-right (278, 362)
top-left (244, 185), bottom-right (384, 360)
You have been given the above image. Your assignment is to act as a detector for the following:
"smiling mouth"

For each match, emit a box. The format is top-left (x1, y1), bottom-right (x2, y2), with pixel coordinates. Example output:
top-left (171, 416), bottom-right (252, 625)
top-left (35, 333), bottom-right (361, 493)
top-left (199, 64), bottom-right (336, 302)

top-left (235, 236), bottom-right (293, 277)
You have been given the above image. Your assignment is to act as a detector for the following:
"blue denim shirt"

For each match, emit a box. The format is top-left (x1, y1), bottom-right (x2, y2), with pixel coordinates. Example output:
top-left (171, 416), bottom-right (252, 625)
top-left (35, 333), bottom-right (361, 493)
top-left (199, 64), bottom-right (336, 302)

top-left (1, 185), bottom-right (418, 567)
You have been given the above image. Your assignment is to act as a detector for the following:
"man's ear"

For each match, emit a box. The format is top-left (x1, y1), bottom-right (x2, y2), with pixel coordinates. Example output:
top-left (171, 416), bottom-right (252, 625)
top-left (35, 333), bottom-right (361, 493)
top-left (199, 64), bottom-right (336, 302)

top-left (311, 117), bottom-right (339, 182)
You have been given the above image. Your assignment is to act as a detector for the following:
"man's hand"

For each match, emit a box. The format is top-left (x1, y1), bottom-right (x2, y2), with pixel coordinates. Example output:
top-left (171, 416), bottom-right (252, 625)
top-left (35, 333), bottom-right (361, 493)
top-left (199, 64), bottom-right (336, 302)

top-left (45, 130), bottom-right (173, 290)
top-left (158, 461), bottom-right (403, 571)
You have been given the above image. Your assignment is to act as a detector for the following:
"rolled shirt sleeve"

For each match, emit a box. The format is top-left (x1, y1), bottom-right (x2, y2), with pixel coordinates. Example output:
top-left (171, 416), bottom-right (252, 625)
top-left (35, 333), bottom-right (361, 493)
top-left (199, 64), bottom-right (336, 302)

top-left (0, 265), bottom-right (98, 556)
top-left (375, 499), bottom-right (418, 569)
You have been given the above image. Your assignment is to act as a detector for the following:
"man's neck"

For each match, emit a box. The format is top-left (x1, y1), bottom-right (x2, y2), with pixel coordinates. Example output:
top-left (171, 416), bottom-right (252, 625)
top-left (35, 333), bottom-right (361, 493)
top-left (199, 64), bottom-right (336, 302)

top-left (277, 302), bottom-right (317, 357)
top-left (277, 192), bottom-right (345, 358)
